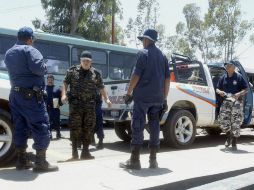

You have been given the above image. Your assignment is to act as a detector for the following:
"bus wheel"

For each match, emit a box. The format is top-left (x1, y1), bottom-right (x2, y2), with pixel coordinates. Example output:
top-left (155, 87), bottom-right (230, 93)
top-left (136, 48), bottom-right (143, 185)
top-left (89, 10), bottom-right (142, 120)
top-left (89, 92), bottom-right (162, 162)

top-left (114, 122), bottom-right (131, 142)
top-left (0, 109), bottom-right (16, 166)
top-left (205, 128), bottom-right (222, 136)
top-left (163, 110), bottom-right (196, 148)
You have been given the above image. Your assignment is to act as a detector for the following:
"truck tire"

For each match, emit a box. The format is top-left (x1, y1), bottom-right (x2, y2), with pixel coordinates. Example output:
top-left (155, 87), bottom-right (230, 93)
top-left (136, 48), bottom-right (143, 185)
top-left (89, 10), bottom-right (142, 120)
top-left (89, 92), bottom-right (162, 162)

top-left (0, 109), bottom-right (16, 166)
top-left (163, 110), bottom-right (196, 148)
top-left (114, 122), bottom-right (131, 142)
top-left (205, 128), bottom-right (222, 136)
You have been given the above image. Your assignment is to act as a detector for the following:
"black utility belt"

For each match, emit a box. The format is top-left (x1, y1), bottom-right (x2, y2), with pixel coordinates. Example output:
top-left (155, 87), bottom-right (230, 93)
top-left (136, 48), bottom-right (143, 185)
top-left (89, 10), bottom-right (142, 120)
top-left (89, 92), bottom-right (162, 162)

top-left (13, 86), bottom-right (44, 102)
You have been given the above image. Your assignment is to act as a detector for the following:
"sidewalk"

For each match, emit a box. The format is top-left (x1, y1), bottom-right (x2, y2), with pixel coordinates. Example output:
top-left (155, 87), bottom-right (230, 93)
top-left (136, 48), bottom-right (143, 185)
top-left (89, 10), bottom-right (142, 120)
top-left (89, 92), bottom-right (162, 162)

top-left (1, 144), bottom-right (254, 190)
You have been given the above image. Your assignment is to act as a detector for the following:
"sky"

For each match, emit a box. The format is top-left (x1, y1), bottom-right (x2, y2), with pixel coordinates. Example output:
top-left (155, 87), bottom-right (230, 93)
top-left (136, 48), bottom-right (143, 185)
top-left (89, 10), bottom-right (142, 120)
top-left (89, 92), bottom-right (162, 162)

top-left (0, 0), bottom-right (253, 68)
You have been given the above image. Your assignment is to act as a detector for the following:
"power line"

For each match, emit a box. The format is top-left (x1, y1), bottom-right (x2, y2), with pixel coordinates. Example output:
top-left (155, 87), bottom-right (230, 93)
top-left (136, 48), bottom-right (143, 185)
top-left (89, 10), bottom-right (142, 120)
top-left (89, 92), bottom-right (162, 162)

top-left (0, 4), bottom-right (41, 14)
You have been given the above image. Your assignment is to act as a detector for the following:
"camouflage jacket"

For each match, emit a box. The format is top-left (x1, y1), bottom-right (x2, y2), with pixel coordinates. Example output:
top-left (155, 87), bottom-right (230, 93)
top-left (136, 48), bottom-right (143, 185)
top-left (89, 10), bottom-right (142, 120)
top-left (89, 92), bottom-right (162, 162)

top-left (64, 65), bottom-right (104, 106)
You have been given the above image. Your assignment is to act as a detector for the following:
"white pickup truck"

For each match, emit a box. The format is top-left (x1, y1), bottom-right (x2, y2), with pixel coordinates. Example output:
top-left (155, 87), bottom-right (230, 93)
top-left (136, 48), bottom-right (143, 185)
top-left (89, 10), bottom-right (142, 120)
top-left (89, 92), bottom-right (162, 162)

top-left (102, 54), bottom-right (254, 148)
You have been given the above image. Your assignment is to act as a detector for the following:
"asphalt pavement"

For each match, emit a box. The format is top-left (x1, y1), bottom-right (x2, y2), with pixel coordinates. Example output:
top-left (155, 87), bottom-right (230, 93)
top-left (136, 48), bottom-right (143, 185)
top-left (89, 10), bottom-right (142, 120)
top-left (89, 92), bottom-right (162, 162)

top-left (1, 128), bottom-right (254, 190)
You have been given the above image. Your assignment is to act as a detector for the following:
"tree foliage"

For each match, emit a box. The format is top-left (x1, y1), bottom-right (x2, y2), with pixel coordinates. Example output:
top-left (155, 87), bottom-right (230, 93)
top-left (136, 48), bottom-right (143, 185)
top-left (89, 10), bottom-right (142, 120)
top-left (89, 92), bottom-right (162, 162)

top-left (168, 0), bottom-right (253, 63)
top-left (124, 0), bottom-right (163, 48)
top-left (205, 0), bottom-right (253, 61)
top-left (33, 0), bottom-right (123, 43)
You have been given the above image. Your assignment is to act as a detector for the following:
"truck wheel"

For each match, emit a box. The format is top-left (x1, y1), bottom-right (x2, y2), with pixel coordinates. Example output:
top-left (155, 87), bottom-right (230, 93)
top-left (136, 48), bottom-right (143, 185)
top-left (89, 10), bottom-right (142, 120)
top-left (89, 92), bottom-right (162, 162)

top-left (163, 110), bottom-right (196, 148)
top-left (0, 110), bottom-right (16, 166)
top-left (205, 128), bottom-right (222, 136)
top-left (114, 122), bottom-right (131, 142)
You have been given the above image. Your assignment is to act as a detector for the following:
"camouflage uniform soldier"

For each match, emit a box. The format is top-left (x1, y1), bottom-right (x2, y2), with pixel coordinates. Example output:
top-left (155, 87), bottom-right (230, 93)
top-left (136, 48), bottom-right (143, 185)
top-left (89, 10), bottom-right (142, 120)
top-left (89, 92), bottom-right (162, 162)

top-left (62, 51), bottom-right (105, 160)
top-left (216, 61), bottom-right (247, 151)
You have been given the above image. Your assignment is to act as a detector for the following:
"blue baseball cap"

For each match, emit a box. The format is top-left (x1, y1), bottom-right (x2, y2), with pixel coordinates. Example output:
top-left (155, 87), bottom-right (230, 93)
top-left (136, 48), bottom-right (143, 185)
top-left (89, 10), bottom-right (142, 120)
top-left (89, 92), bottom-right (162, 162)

top-left (137, 29), bottom-right (158, 42)
top-left (224, 60), bottom-right (235, 66)
top-left (17, 27), bottom-right (34, 39)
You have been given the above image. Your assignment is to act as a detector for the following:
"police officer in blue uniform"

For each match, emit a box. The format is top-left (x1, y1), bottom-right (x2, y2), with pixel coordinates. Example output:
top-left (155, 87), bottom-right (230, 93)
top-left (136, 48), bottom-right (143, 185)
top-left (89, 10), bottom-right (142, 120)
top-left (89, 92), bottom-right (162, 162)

top-left (119, 29), bottom-right (170, 170)
top-left (216, 61), bottom-right (247, 151)
top-left (5, 27), bottom-right (58, 172)
top-left (46, 74), bottom-right (62, 139)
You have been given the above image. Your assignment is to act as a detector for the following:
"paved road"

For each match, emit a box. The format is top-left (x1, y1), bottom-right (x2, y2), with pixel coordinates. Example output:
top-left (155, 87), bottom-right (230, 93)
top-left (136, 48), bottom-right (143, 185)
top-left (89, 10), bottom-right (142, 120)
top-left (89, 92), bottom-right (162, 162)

top-left (1, 128), bottom-right (254, 190)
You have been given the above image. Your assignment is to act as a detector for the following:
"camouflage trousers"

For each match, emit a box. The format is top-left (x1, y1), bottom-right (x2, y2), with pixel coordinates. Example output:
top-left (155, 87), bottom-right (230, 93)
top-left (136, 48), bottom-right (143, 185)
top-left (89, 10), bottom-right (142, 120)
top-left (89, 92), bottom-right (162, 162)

top-left (69, 104), bottom-right (96, 146)
top-left (218, 99), bottom-right (244, 137)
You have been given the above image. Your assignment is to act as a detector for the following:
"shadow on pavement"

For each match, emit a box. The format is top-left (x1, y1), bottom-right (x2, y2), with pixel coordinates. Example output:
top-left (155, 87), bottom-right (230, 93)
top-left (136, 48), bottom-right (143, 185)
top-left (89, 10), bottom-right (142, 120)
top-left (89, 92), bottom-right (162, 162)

top-left (0, 168), bottom-right (39, 181)
top-left (123, 167), bottom-right (172, 177)
top-left (220, 148), bottom-right (254, 154)
top-left (103, 134), bottom-right (254, 154)
top-left (143, 167), bottom-right (254, 190)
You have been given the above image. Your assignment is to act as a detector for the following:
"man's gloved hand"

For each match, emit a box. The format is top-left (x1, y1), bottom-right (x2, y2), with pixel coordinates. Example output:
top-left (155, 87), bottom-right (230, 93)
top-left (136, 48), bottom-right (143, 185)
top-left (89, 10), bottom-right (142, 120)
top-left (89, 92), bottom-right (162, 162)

top-left (123, 94), bottom-right (133, 105)
top-left (162, 100), bottom-right (168, 112)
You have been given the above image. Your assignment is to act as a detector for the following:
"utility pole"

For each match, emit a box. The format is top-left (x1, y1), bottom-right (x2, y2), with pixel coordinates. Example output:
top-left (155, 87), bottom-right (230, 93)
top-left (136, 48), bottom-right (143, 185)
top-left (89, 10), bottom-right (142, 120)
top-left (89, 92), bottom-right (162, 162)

top-left (111, 0), bottom-right (115, 44)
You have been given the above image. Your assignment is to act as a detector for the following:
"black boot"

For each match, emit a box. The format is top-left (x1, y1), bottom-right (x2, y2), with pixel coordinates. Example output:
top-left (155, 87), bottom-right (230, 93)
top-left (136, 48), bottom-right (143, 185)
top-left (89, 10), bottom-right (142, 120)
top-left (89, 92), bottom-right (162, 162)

top-left (232, 137), bottom-right (237, 151)
top-left (96, 138), bottom-right (104, 149)
top-left (56, 130), bottom-right (61, 139)
top-left (91, 135), bottom-right (96, 146)
top-left (149, 148), bottom-right (158, 169)
top-left (80, 144), bottom-right (94, 160)
top-left (33, 150), bottom-right (59, 172)
top-left (225, 131), bottom-right (232, 147)
top-left (119, 148), bottom-right (141, 170)
top-left (16, 148), bottom-right (33, 170)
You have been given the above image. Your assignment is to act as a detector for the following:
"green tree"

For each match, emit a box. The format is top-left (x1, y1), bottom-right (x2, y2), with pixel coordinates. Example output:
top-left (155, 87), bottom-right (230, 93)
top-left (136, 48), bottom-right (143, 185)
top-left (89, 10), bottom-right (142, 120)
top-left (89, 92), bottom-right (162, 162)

top-left (124, 0), bottom-right (170, 56)
top-left (33, 0), bottom-right (123, 43)
top-left (205, 0), bottom-right (253, 61)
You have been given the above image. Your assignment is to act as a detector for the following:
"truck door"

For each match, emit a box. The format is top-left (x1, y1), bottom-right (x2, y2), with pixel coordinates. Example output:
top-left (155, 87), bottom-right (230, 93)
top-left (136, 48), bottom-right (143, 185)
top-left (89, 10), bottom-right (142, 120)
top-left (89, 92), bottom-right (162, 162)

top-left (231, 60), bottom-right (253, 125)
top-left (171, 53), bottom-right (215, 125)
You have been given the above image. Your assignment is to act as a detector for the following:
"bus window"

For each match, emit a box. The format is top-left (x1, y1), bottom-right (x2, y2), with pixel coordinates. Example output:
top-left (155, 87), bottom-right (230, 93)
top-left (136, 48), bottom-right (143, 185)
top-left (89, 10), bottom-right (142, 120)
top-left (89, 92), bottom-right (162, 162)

top-left (71, 47), bottom-right (107, 79)
top-left (33, 41), bottom-right (69, 75)
top-left (0, 36), bottom-right (16, 70)
top-left (109, 52), bottom-right (136, 80)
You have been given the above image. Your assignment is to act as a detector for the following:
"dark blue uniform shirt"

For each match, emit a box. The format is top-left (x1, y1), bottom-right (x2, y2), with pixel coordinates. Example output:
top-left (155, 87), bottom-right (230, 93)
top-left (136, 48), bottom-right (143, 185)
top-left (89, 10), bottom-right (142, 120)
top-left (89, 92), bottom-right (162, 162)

top-left (133, 43), bottom-right (170, 103)
top-left (4, 41), bottom-right (47, 88)
top-left (46, 85), bottom-right (62, 109)
top-left (217, 72), bottom-right (247, 94)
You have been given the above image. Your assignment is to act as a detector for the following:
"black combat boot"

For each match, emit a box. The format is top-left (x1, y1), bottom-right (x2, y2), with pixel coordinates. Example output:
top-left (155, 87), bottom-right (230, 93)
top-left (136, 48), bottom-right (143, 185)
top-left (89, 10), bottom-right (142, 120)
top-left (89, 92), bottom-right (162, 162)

top-left (149, 148), bottom-right (158, 169)
top-left (56, 130), bottom-right (61, 139)
top-left (232, 137), bottom-right (237, 151)
top-left (33, 150), bottom-right (59, 172)
top-left (91, 135), bottom-right (96, 146)
top-left (96, 138), bottom-right (104, 149)
top-left (80, 144), bottom-right (94, 160)
top-left (119, 148), bottom-right (141, 170)
top-left (16, 148), bottom-right (33, 170)
top-left (225, 131), bottom-right (232, 147)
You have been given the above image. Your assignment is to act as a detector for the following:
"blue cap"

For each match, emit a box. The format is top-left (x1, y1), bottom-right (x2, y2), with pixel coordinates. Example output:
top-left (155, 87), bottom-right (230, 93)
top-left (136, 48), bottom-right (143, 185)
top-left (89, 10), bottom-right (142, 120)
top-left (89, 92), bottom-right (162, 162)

top-left (224, 60), bottom-right (235, 66)
top-left (17, 27), bottom-right (34, 39)
top-left (137, 29), bottom-right (158, 42)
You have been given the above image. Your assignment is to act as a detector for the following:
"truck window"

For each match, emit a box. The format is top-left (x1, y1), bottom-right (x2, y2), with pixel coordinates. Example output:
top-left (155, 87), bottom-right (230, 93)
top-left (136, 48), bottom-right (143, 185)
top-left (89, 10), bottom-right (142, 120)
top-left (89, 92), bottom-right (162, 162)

top-left (174, 62), bottom-right (207, 86)
top-left (208, 66), bottom-right (226, 88)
